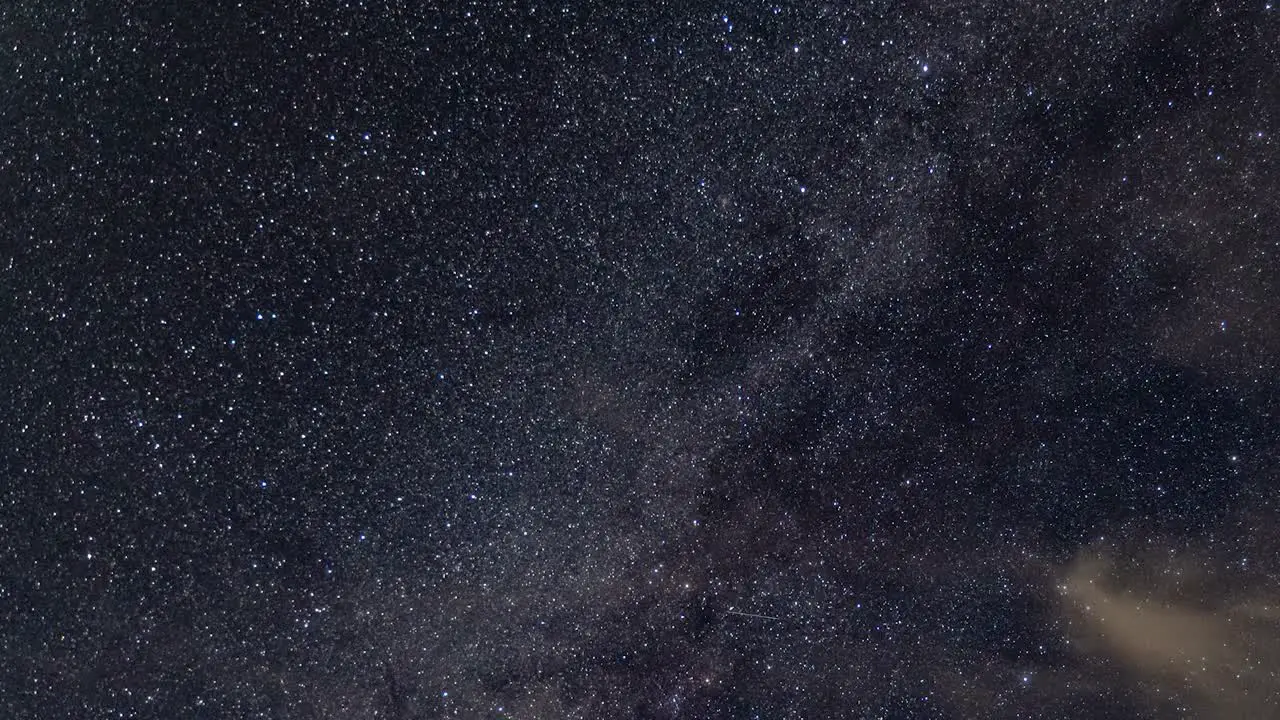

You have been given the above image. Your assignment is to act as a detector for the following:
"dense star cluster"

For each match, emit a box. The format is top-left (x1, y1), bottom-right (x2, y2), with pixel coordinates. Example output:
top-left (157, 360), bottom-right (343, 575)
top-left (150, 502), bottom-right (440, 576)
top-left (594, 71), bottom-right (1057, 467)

top-left (3, 1), bottom-right (1278, 718)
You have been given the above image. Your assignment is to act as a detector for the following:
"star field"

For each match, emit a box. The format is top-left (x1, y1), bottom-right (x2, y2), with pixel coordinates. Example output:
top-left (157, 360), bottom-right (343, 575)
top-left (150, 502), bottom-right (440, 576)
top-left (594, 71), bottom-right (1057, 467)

top-left (2, 1), bottom-right (1279, 718)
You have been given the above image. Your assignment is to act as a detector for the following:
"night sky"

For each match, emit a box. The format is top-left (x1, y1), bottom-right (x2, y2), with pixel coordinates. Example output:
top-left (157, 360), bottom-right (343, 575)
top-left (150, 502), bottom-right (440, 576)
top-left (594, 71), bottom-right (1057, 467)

top-left (3, 2), bottom-right (1279, 718)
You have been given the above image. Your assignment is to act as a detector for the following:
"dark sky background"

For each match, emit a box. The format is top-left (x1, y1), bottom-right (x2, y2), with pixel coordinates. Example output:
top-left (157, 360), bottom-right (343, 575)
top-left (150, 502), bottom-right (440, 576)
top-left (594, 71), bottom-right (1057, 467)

top-left (3, 1), bottom-right (1279, 718)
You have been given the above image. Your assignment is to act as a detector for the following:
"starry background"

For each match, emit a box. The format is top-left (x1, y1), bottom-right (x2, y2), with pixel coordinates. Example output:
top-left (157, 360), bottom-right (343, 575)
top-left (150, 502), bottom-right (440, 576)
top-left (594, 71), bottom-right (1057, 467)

top-left (2, 1), bottom-right (1279, 718)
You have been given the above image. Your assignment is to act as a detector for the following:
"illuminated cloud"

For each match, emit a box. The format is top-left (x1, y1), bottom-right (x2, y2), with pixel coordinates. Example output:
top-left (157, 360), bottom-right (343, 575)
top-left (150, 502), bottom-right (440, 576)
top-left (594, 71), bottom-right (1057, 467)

top-left (1059, 546), bottom-right (1280, 718)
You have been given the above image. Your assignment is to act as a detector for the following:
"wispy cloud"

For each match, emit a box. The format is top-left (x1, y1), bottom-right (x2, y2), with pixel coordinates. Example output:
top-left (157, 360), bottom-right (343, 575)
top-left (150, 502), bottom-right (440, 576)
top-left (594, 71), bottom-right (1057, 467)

top-left (1059, 547), bottom-right (1280, 718)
